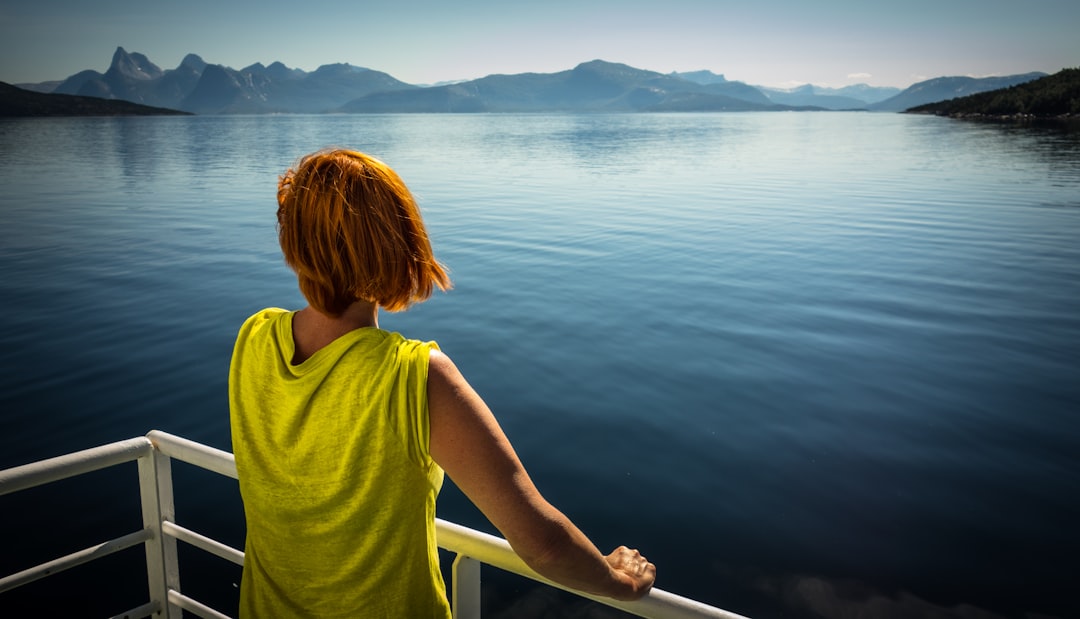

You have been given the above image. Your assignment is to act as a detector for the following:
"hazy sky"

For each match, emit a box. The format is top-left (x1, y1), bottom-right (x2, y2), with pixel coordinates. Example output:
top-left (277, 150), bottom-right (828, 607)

top-left (1, 0), bottom-right (1077, 89)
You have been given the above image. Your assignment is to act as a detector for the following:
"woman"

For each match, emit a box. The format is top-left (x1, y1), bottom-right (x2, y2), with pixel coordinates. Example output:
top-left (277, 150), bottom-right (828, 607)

top-left (229, 148), bottom-right (655, 617)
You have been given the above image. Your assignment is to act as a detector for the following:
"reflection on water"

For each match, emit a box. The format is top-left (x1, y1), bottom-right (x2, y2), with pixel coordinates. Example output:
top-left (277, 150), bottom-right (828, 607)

top-left (1, 113), bottom-right (1079, 618)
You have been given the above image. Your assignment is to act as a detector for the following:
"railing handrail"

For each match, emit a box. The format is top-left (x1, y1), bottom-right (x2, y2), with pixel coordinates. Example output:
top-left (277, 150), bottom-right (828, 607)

top-left (0, 436), bottom-right (153, 496)
top-left (0, 431), bottom-right (749, 619)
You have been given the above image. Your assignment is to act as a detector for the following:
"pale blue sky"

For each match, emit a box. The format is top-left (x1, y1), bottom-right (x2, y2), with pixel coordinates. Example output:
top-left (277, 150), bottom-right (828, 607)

top-left (1, 0), bottom-right (1077, 88)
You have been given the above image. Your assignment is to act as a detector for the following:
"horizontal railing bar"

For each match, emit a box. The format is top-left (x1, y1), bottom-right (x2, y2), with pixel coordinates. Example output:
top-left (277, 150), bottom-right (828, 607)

top-left (435, 519), bottom-right (748, 619)
top-left (162, 521), bottom-right (245, 567)
top-left (147, 431), bottom-right (237, 479)
top-left (626, 588), bottom-right (753, 619)
top-left (1, 431), bottom-right (747, 619)
top-left (0, 528), bottom-right (152, 594)
top-left (0, 437), bottom-right (152, 496)
top-left (167, 589), bottom-right (232, 619)
top-left (436, 518), bottom-right (533, 576)
top-left (107, 600), bottom-right (160, 619)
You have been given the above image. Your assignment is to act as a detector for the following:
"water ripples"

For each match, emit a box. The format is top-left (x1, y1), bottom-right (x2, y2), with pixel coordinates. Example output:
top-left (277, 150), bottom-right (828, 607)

top-left (2, 113), bottom-right (1080, 618)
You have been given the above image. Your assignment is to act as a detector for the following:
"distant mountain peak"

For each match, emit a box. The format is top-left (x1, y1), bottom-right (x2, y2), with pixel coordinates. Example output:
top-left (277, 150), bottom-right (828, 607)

top-left (179, 54), bottom-right (207, 72)
top-left (671, 70), bottom-right (728, 85)
top-left (108, 47), bottom-right (163, 81)
top-left (571, 60), bottom-right (661, 83)
top-left (264, 61), bottom-right (305, 80)
top-left (574, 59), bottom-right (639, 72)
top-left (312, 63), bottom-right (370, 75)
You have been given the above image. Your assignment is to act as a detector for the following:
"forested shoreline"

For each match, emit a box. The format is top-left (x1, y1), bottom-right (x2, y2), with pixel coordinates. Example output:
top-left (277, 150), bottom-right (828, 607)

top-left (908, 68), bottom-right (1079, 121)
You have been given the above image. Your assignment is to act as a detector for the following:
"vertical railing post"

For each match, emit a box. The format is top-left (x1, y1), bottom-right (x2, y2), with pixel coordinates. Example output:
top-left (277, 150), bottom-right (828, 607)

top-left (138, 448), bottom-right (181, 617)
top-left (451, 554), bottom-right (482, 619)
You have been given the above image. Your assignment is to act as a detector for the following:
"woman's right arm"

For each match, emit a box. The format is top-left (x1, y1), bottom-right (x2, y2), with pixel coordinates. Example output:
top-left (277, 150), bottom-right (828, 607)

top-left (426, 349), bottom-right (655, 601)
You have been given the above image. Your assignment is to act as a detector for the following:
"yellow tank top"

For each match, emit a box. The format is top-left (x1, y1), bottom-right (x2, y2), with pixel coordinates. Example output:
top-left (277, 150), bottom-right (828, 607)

top-left (229, 308), bottom-right (451, 618)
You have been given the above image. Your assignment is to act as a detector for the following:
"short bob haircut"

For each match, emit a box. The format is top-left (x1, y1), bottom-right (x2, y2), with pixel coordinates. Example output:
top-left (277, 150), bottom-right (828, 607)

top-left (277, 148), bottom-right (451, 315)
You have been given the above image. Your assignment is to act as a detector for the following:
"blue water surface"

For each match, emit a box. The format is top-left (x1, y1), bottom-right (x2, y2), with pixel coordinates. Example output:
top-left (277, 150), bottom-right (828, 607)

top-left (1, 112), bottom-right (1078, 619)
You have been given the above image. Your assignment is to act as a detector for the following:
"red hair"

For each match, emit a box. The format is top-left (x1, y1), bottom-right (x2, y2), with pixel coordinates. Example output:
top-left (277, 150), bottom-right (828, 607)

top-left (277, 149), bottom-right (451, 315)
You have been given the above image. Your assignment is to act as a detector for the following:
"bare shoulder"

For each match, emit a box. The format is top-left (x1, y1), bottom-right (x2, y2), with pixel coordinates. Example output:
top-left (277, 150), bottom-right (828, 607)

top-left (427, 347), bottom-right (454, 372)
top-left (427, 348), bottom-right (474, 395)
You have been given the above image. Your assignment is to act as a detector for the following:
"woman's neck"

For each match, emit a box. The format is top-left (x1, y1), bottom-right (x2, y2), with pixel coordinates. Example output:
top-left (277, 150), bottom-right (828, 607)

top-left (291, 301), bottom-right (379, 364)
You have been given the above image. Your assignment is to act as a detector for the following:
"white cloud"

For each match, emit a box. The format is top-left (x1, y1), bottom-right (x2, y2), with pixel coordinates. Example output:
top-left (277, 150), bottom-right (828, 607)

top-left (847, 72), bottom-right (872, 80)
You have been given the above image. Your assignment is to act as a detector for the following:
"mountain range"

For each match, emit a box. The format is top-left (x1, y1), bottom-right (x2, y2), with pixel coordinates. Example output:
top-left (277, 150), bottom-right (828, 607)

top-left (9, 47), bottom-right (1051, 115)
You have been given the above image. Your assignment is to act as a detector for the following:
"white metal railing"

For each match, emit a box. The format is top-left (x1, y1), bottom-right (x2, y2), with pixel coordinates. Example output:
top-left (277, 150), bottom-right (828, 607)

top-left (0, 430), bottom-right (749, 619)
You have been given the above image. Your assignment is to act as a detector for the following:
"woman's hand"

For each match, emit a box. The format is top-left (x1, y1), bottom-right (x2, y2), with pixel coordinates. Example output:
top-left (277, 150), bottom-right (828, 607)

top-left (604, 546), bottom-right (656, 600)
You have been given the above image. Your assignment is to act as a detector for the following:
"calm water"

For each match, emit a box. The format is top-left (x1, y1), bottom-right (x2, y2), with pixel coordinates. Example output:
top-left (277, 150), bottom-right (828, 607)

top-left (1, 112), bottom-right (1078, 618)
